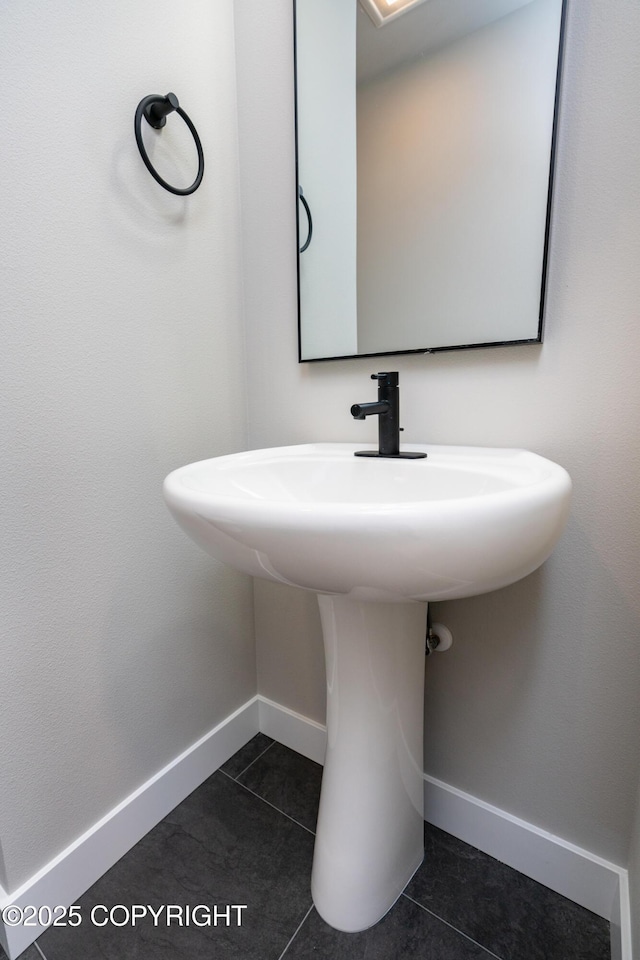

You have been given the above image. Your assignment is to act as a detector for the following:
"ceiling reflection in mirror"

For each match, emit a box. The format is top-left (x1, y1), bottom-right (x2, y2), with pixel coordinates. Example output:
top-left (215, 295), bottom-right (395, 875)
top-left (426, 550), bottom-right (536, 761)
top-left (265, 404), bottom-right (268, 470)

top-left (294, 0), bottom-right (566, 362)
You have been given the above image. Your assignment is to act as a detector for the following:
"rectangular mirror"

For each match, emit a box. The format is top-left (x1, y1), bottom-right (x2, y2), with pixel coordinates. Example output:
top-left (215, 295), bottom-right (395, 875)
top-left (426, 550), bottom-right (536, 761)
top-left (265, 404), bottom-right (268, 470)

top-left (294, 0), bottom-right (566, 362)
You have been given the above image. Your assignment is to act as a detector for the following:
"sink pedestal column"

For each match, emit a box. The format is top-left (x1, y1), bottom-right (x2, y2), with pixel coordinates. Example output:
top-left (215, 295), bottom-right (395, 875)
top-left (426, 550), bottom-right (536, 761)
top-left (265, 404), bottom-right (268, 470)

top-left (311, 595), bottom-right (426, 932)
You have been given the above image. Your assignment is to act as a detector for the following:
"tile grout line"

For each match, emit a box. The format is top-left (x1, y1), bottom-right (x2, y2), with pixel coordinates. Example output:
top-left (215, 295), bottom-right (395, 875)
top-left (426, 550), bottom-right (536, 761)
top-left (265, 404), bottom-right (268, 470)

top-left (232, 739), bottom-right (277, 782)
top-left (33, 942), bottom-right (48, 960)
top-left (219, 769), bottom-right (317, 836)
top-left (276, 903), bottom-right (315, 960)
top-left (401, 893), bottom-right (505, 960)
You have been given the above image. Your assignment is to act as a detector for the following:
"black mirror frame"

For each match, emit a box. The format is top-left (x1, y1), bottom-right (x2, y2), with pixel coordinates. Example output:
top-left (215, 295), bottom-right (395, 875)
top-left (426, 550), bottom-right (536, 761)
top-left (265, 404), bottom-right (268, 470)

top-left (293, 0), bottom-right (569, 364)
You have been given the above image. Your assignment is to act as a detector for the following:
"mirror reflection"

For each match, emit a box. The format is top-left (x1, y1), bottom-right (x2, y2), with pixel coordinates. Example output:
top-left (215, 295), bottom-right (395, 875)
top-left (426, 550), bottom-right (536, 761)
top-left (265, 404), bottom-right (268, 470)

top-left (295, 0), bottom-right (565, 361)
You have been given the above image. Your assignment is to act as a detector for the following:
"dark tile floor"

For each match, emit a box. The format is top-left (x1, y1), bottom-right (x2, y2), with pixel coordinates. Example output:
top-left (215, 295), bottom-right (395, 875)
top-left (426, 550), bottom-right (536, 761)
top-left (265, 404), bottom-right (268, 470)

top-left (4, 735), bottom-right (610, 960)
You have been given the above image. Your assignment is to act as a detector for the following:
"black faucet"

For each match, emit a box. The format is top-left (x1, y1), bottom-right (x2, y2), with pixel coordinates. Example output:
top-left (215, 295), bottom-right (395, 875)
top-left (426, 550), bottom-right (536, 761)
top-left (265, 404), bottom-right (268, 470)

top-left (351, 372), bottom-right (427, 459)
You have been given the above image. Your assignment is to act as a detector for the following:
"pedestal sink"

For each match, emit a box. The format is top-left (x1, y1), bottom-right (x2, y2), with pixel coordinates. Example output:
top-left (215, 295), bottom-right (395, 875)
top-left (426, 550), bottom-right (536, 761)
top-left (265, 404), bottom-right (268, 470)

top-left (163, 442), bottom-right (571, 931)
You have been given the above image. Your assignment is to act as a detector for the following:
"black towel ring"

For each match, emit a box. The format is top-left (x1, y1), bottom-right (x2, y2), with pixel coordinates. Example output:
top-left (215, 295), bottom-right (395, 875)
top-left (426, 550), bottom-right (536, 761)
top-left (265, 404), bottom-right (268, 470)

top-left (298, 185), bottom-right (313, 253)
top-left (134, 92), bottom-right (204, 196)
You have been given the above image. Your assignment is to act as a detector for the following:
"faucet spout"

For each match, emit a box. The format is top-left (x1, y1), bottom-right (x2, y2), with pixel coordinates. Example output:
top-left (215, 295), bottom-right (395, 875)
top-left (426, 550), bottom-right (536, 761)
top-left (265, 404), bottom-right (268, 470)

top-left (350, 401), bottom-right (390, 421)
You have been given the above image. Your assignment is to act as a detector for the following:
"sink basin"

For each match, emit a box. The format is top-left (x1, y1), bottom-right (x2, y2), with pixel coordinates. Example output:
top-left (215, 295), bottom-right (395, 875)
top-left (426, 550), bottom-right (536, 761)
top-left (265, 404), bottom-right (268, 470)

top-left (163, 442), bottom-right (571, 932)
top-left (163, 442), bottom-right (571, 603)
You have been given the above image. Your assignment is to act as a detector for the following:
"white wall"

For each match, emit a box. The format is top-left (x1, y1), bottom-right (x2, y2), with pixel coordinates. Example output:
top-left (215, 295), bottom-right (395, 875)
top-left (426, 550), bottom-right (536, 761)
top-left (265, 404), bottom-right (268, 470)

top-left (357, 0), bottom-right (561, 352)
top-left (0, 0), bottom-right (255, 892)
top-left (296, 0), bottom-right (358, 360)
top-left (235, 0), bottom-right (640, 883)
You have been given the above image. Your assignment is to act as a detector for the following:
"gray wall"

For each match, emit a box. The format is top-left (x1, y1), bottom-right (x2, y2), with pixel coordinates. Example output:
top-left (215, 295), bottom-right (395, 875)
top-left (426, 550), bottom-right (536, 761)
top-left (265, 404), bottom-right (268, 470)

top-left (235, 0), bottom-right (640, 879)
top-left (0, 0), bottom-right (255, 892)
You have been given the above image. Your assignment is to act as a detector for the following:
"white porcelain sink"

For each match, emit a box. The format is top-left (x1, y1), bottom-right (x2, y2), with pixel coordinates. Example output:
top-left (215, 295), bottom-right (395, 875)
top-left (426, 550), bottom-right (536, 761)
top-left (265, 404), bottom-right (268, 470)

top-left (163, 442), bottom-right (571, 933)
top-left (163, 442), bottom-right (571, 603)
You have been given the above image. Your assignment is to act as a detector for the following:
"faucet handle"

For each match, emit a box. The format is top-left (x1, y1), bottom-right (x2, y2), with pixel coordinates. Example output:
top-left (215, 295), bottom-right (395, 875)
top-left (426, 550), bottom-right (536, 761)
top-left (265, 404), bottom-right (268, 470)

top-left (371, 372), bottom-right (399, 387)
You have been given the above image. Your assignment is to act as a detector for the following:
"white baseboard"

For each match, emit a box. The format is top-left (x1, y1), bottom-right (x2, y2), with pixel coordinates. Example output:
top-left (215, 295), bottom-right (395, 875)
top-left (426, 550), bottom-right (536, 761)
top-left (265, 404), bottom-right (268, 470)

top-left (255, 697), bottom-right (632, 960)
top-left (610, 872), bottom-right (633, 960)
top-left (422, 771), bottom-right (625, 919)
top-left (258, 695), bottom-right (327, 764)
top-left (1, 695), bottom-right (632, 960)
top-left (0, 696), bottom-right (260, 960)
